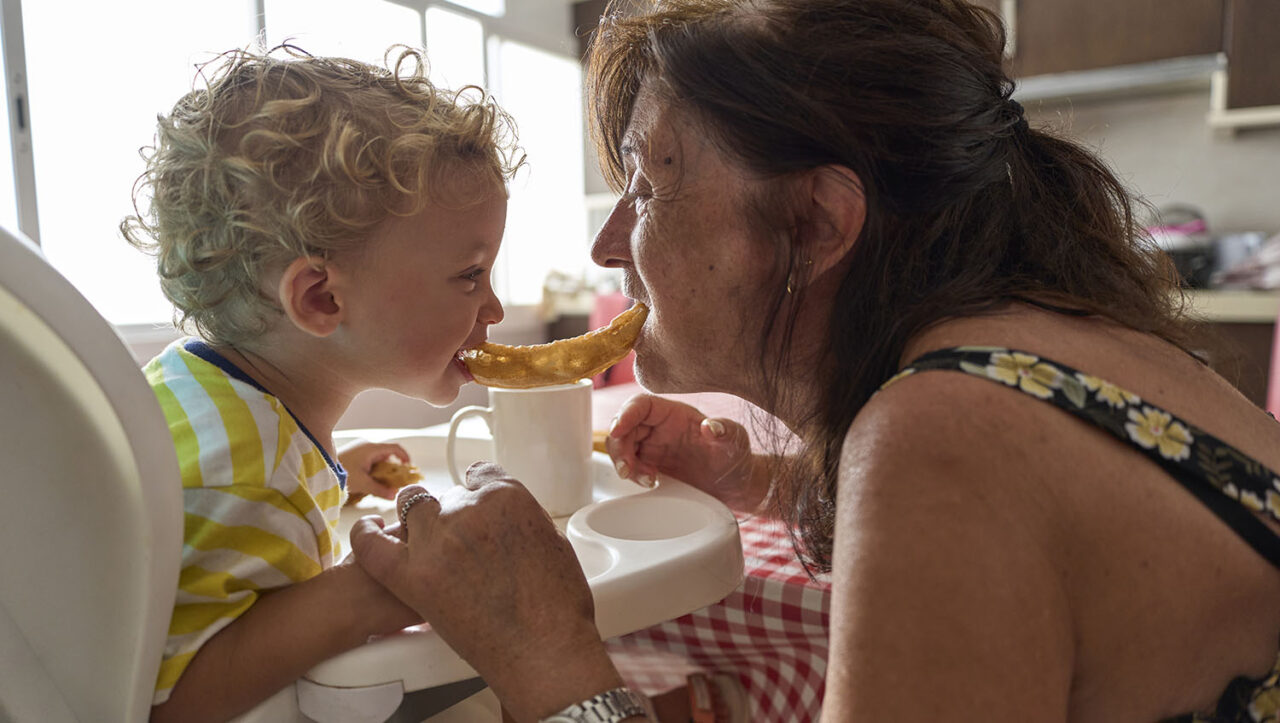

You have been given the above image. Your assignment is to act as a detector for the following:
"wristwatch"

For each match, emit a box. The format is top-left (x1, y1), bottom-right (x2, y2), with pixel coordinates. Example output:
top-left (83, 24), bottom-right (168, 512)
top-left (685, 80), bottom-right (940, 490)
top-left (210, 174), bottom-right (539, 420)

top-left (539, 687), bottom-right (653, 723)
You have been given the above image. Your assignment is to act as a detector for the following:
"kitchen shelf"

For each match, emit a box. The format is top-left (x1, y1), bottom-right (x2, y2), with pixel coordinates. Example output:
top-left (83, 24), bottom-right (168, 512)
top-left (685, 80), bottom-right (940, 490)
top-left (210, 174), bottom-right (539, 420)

top-left (1014, 54), bottom-right (1223, 103)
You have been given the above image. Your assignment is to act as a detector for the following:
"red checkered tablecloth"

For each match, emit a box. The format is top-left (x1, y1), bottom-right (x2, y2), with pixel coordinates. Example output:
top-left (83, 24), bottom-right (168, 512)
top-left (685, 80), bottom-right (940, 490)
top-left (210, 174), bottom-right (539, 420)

top-left (590, 383), bottom-right (829, 720)
top-left (604, 514), bottom-right (832, 721)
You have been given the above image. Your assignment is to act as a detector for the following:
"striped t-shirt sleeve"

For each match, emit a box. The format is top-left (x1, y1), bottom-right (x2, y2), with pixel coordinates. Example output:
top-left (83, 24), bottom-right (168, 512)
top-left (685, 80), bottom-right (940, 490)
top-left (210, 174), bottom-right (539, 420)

top-left (144, 343), bottom-right (342, 705)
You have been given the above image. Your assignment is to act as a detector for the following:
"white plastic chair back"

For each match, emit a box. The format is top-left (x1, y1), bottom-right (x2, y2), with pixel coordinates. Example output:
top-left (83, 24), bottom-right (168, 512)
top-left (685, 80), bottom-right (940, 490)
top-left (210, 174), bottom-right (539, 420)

top-left (0, 226), bottom-right (182, 722)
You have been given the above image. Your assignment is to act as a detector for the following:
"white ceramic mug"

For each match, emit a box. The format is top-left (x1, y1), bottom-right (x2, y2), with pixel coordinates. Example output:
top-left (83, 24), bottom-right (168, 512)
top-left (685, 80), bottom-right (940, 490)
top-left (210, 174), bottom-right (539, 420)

top-left (446, 379), bottom-right (594, 517)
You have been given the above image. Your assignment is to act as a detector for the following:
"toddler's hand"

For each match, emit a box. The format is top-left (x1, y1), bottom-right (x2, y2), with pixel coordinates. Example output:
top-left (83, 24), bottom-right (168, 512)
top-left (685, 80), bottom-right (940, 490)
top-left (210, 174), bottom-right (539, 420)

top-left (336, 520), bottom-right (423, 634)
top-left (604, 394), bottom-right (756, 509)
top-left (339, 441), bottom-right (413, 501)
top-left (352, 474), bottom-right (621, 719)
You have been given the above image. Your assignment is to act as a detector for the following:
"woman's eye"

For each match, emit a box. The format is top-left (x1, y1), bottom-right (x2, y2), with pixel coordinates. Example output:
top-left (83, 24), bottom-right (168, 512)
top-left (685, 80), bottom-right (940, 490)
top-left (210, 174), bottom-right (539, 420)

top-left (626, 173), bottom-right (652, 201)
top-left (627, 185), bottom-right (653, 207)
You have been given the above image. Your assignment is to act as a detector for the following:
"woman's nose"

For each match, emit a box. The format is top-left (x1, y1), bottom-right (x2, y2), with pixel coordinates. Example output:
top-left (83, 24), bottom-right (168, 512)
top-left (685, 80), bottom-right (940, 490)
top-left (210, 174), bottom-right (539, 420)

top-left (590, 199), bottom-right (636, 269)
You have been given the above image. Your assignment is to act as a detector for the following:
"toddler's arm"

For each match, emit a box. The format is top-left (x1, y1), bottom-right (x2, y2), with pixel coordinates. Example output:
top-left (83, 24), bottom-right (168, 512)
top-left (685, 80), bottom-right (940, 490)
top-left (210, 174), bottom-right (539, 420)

top-left (151, 545), bottom-right (420, 723)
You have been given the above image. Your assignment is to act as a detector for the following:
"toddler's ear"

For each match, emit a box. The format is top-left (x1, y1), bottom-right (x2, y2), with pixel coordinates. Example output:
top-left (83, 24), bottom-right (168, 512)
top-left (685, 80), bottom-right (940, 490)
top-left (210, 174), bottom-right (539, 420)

top-left (278, 256), bottom-right (343, 337)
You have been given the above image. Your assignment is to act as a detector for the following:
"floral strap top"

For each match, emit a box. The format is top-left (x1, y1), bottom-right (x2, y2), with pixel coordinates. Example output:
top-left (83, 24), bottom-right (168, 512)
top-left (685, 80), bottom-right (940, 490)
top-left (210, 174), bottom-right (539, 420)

top-left (881, 346), bottom-right (1280, 723)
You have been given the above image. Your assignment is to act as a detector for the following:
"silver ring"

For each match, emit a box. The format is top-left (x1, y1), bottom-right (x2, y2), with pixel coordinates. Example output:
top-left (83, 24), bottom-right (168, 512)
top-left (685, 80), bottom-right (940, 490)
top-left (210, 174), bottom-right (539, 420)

top-left (397, 491), bottom-right (436, 526)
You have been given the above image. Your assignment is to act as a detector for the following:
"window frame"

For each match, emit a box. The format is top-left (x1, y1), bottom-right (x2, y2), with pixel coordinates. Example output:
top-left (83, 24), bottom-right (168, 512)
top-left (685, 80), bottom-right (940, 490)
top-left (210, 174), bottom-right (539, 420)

top-left (1, 0), bottom-right (37, 243)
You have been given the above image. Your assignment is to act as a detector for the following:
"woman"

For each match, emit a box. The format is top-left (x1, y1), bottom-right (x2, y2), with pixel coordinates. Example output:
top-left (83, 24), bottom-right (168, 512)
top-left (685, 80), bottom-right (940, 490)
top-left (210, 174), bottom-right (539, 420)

top-left (353, 0), bottom-right (1280, 720)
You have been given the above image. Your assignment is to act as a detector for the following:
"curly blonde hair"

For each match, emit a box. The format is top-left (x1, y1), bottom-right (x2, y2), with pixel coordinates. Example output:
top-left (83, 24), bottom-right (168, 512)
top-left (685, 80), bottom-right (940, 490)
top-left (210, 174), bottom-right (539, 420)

top-left (122, 44), bottom-right (523, 345)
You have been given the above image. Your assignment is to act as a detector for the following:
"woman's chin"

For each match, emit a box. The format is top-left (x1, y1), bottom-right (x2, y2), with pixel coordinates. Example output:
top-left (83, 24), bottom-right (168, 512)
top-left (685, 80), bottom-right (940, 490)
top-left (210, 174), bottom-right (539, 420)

top-left (631, 358), bottom-right (676, 394)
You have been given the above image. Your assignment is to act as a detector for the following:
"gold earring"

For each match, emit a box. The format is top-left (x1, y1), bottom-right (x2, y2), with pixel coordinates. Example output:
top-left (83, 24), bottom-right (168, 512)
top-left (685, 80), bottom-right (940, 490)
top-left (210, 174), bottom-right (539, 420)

top-left (786, 259), bottom-right (812, 295)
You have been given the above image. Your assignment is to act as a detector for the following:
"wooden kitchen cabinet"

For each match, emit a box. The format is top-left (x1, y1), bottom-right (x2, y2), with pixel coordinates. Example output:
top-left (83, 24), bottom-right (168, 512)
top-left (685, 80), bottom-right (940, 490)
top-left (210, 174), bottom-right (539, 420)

top-left (972, 0), bottom-right (1280, 116)
top-left (1188, 291), bottom-right (1280, 410)
top-left (572, 0), bottom-right (607, 59)
top-left (579, 1), bottom-right (1234, 82)
top-left (574, 0), bottom-right (649, 58)
top-left (970, 0), bottom-right (1224, 77)
top-left (1223, 0), bottom-right (1280, 109)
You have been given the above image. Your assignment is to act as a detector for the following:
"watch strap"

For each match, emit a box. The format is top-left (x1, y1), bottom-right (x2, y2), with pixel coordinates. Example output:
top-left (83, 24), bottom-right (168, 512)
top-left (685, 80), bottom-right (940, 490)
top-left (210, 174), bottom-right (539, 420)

top-left (539, 686), bottom-right (653, 723)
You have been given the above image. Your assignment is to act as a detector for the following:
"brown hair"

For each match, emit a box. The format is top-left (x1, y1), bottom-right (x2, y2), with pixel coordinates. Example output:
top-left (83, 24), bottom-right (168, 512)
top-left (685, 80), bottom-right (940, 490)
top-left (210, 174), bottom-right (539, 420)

top-left (587, 0), bottom-right (1193, 572)
top-left (122, 44), bottom-right (523, 345)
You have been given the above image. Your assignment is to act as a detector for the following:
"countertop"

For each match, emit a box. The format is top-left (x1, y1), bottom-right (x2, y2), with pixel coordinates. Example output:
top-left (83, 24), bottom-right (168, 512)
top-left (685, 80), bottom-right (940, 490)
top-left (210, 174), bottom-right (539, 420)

top-left (1186, 289), bottom-right (1280, 323)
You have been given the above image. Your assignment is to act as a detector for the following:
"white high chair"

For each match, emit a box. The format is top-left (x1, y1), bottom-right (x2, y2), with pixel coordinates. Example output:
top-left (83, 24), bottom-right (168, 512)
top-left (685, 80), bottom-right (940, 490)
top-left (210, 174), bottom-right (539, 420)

top-left (0, 224), bottom-right (746, 722)
top-left (0, 225), bottom-right (182, 722)
top-left (0, 227), bottom-right (500, 723)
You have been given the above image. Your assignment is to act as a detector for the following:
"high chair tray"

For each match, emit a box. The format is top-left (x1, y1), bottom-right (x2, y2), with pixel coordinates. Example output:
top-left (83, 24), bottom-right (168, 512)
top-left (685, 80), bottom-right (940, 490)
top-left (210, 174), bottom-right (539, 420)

top-left (305, 427), bottom-right (745, 696)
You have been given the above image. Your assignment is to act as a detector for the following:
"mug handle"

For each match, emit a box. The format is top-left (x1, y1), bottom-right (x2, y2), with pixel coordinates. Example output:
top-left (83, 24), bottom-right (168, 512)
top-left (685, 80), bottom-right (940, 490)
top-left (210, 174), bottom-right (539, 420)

top-left (446, 405), bottom-right (492, 487)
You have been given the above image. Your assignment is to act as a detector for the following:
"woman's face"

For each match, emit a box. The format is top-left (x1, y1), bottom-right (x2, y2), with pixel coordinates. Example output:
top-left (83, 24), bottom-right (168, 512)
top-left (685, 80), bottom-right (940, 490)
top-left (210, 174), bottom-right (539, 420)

top-left (590, 83), bottom-right (777, 395)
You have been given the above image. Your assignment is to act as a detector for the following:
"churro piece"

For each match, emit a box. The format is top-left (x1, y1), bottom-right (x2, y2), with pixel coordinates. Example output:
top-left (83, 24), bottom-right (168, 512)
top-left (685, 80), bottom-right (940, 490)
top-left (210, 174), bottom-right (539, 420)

top-left (348, 458), bottom-right (424, 506)
top-left (592, 429), bottom-right (609, 454)
top-left (369, 459), bottom-right (423, 488)
top-left (462, 303), bottom-right (648, 389)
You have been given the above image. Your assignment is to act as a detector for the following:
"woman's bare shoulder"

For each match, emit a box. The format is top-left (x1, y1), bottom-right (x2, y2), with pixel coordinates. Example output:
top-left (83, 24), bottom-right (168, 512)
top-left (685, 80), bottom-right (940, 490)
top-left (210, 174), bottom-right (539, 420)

top-left (836, 364), bottom-right (1075, 583)
top-left (827, 369), bottom-right (1077, 720)
top-left (841, 364), bottom-right (1051, 498)
top-left (892, 306), bottom-right (1280, 478)
top-left (833, 318), bottom-right (1280, 720)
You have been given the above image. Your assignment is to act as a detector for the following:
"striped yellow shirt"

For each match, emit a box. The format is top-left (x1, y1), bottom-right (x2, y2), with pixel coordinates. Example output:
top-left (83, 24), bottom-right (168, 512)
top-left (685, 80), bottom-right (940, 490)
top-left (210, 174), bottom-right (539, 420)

top-left (144, 339), bottom-right (346, 705)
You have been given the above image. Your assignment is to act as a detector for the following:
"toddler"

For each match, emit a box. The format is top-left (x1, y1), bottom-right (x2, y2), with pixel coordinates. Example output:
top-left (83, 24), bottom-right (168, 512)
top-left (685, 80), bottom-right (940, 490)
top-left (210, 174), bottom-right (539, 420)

top-left (122, 44), bottom-right (521, 721)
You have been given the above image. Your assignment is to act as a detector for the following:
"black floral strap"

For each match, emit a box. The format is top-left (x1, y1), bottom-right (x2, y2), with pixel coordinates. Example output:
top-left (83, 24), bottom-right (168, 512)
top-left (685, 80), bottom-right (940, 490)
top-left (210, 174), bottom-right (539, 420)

top-left (881, 346), bottom-right (1280, 569)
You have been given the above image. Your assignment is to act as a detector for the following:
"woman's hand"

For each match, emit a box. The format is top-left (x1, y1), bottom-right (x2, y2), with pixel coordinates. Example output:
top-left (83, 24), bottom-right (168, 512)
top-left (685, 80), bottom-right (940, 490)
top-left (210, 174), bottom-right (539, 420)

top-left (333, 522), bottom-right (424, 637)
top-left (338, 440), bottom-right (411, 500)
top-left (350, 467), bottom-right (625, 721)
top-left (605, 394), bottom-right (763, 512)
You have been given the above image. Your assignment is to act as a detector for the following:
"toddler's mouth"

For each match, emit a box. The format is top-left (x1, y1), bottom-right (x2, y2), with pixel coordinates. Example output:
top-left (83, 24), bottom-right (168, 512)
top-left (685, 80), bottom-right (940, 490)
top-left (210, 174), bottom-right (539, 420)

top-left (454, 351), bottom-right (475, 382)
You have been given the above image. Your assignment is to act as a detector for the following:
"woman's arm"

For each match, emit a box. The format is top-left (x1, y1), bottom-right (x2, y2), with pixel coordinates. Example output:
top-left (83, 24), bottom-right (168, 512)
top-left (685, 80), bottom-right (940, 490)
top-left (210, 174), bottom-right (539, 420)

top-left (822, 376), bottom-right (1076, 722)
top-left (151, 552), bottom-right (420, 723)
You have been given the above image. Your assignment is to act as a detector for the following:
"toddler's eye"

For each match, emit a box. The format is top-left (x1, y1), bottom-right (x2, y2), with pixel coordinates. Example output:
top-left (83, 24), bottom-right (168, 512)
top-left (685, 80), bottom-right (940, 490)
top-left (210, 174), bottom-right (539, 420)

top-left (462, 268), bottom-right (485, 282)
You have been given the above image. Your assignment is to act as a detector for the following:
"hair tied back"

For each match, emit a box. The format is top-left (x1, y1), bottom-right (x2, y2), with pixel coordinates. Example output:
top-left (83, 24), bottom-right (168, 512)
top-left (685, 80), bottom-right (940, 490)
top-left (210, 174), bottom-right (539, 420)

top-left (1006, 98), bottom-right (1029, 135)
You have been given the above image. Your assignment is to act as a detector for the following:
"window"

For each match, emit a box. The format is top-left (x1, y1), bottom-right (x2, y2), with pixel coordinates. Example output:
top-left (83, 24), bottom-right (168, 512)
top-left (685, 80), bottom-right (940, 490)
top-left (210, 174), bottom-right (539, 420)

top-left (5, 0), bottom-right (591, 329)
top-left (491, 38), bottom-right (586, 304)
top-left (23, 0), bottom-right (259, 325)
top-left (424, 7), bottom-right (485, 89)
top-left (263, 0), bottom-right (420, 64)
top-left (445, 0), bottom-right (505, 19)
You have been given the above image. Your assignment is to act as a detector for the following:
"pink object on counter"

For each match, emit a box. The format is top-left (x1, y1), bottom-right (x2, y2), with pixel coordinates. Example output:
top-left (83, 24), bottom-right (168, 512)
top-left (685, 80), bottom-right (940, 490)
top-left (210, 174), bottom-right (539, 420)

top-left (1146, 218), bottom-right (1209, 236)
top-left (590, 291), bottom-right (638, 388)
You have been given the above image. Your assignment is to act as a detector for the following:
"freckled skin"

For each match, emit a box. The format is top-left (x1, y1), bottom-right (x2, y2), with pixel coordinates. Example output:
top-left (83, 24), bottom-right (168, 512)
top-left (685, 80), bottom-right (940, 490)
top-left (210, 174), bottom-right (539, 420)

top-left (590, 84), bottom-right (776, 395)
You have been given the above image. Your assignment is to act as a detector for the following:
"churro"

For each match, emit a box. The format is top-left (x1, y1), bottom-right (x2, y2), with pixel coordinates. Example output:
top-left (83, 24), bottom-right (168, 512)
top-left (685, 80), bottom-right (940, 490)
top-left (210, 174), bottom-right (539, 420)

top-left (462, 303), bottom-right (648, 389)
